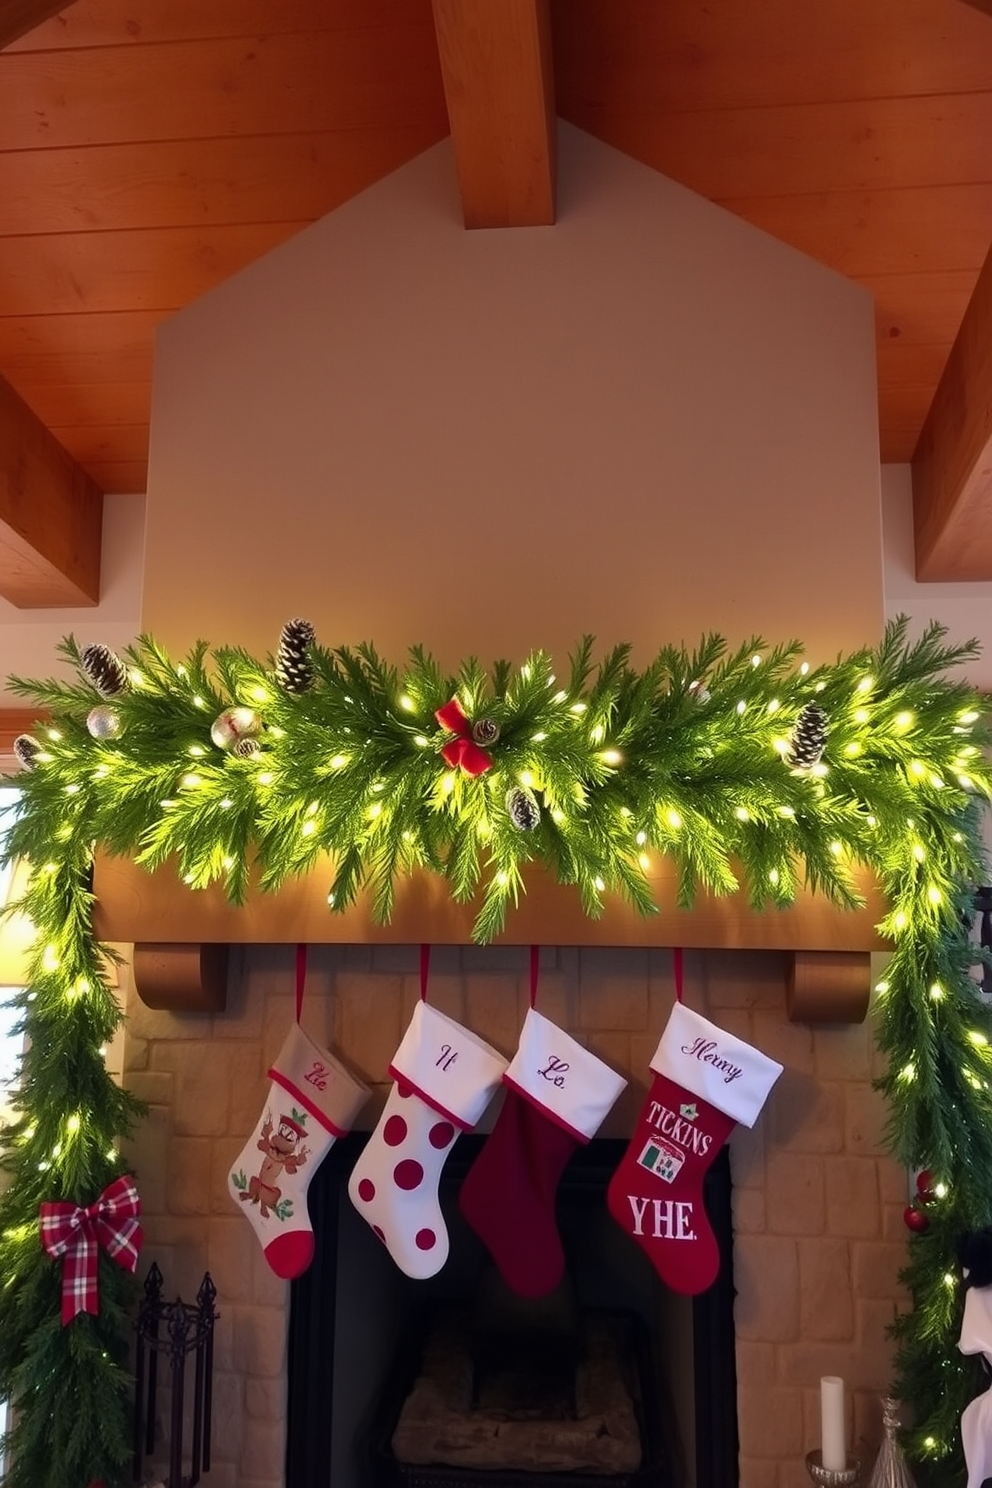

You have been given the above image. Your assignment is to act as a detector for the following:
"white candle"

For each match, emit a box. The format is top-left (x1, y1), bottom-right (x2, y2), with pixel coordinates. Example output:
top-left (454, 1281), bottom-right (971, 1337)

top-left (820, 1375), bottom-right (846, 1472)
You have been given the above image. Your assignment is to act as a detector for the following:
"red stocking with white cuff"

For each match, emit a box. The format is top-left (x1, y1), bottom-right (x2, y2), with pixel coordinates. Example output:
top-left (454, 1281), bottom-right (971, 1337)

top-left (459, 1005), bottom-right (627, 1298)
top-left (348, 999), bottom-right (507, 1279)
top-left (607, 1001), bottom-right (782, 1295)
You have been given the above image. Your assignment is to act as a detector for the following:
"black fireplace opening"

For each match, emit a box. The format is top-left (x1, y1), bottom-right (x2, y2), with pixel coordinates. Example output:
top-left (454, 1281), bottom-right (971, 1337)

top-left (287, 1134), bottom-right (737, 1488)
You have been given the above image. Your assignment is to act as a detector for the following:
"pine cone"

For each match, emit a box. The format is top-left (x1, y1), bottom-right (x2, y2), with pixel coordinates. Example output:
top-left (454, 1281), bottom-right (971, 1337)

top-left (787, 702), bottom-right (828, 770)
top-left (13, 733), bottom-right (41, 770)
top-left (506, 785), bottom-right (540, 831)
top-left (81, 642), bottom-right (129, 697)
top-left (234, 736), bottom-right (262, 759)
top-left (472, 717), bottom-right (500, 747)
top-left (276, 618), bottom-right (316, 694)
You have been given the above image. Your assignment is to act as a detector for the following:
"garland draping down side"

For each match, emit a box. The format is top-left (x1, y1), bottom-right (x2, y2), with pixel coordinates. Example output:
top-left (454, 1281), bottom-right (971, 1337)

top-left (0, 616), bottom-right (991, 1486)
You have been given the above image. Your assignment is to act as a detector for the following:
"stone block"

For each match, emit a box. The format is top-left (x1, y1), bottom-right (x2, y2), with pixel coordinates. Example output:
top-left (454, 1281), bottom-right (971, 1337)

top-left (768, 1072), bottom-right (844, 1155)
top-left (124, 1101), bottom-right (171, 1215)
top-left (844, 1084), bottom-right (889, 1156)
top-left (878, 1155), bottom-right (910, 1204)
top-left (737, 1339), bottom-right (776, 1384)
top-left (729, 1117), bottom-right (766, 1190)
top-left (738, 1384), bottom-right (805, 1457)
top-left (576, 947), bottom-right (649, 1030)
top-left (336, 973), bottom-right (403, 1081)
top-left (734, 1234), bottom-right (799, 1342)
top-left (735, 1457), bottom-right (778, 1488)
top-left (824, 1158), bottom-right (880, 1238)
top-left (465, 973), bottom-right (522, 1056)
top-left (699, 950), bottom-right (787, 1011)
top-left (123, 1033), bottom-right (149, 1071)
top-left (246, 1373), bottom-right (287, 1422)
top-left (518, 970), bottom-right (566, 1033)
top-left (798, 1237), bottom-right (854, 1339)
top-left (402, 969), bottom-right (465, 1025)
top-left (765, 1152), bottom-right (825, 1235)
top-left (813, 1022), bottom-right (872, 1081)
top-left (207, 1370), bottom-right (245, 1462)
top-left (240, 1413), bottom-right (286, 1481)
top-left (854, 1298), bottom-right (899, 1388)
top-left (206, 1215), bottom-right (259, 1303)
top-left (124, 1069), bottom-right (176, 1107)
top-left (262, 993), bottom-right (297, 1053)
top-left (852, 1239), bottom-right (911, 1301)
top-left (231, 1302), bottom-right (287, 1377)
top-left (750, 1011), bottom-right (814, 1074)
top-left (166, 1136), bottom-right (214, 1215)
top-left (148, 1040), bottom-right (228, 1136)
top-left (734, 1187), bottom-right (766, 1233)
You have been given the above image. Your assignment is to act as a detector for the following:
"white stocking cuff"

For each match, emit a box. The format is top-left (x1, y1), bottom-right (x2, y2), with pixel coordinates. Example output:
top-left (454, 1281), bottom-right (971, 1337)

top-left (504, 1007), bottom-right (627, 1142)
top-left (650, 1003), bottom-right (782, 1127)
top-left (390, 1001), bottom-right (507, 1130)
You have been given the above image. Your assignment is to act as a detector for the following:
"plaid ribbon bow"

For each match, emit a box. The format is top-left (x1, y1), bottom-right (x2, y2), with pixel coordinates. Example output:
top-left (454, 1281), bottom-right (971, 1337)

top-left (39, 1175), bottom-right (143, 1325)
top-left (435, 698), bottom-right (493, 777)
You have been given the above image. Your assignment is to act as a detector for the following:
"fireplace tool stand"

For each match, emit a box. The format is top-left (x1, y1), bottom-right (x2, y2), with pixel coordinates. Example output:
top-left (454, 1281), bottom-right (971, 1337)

top-left (132, 1262), bottom-right (219, 1487)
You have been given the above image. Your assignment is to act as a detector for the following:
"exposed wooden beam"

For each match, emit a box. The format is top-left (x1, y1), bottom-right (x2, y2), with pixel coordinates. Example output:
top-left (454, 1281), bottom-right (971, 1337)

top-left (912, 233), bottom-right (992, 580)
top-left (0, 373), bottom-right (103, 606)
top-left (0, 0), bottom-right (77, 51)
top-left (431, 0), bottom-right (556, 229)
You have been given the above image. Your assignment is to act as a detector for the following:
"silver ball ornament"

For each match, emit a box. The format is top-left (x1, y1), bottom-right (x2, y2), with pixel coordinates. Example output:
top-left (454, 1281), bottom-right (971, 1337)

top-left (210, 707), bottom-right (262, 752)
top-left (86, 704), bottom-right (124, 740)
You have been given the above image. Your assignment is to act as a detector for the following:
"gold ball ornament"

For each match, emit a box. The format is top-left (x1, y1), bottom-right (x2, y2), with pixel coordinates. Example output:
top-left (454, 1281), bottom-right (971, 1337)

top-left (86, 704), bottom-right (124, 740)
top-left (210, 707), bottom-right (262, 752)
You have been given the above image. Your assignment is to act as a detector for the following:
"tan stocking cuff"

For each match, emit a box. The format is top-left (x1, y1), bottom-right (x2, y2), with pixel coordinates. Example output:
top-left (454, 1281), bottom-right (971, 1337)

top-left (269, 1020), bottom-right (370, 1137)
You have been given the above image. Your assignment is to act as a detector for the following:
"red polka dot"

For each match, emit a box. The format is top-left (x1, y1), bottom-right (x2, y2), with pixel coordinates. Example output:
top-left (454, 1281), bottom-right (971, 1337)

top-left (429, 1120), bottom-right (455, 1149)
top-left (383, 1114), bottom-right (408, 1146)
top-left (373, 1225), bottom-right (386, 1243)
top-left (415, 1228), bottom-right (436, 1251)
top-left (357, 1178), bottom-right (375, 1202)
top-left (394, 1159), bottom-right (424, 1190)
top-left (396, 1079), bottom-right (413, 1099)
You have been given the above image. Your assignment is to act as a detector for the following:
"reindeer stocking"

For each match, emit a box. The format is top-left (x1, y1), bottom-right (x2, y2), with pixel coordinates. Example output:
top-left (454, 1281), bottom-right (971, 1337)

top-left (229, 1018), bottom-right (369, 1280)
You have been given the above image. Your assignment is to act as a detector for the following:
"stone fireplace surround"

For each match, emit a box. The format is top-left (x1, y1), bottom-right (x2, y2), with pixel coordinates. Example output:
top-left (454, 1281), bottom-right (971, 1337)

top-left (120, 941), bottom-right (906, 1488)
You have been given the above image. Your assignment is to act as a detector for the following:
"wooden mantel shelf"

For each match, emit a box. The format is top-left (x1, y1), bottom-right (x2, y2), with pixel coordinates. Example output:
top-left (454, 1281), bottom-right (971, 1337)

top-left (93, 853), bottom-right (886, 1023)
top-left (93, 851), bottom-right (887, 952)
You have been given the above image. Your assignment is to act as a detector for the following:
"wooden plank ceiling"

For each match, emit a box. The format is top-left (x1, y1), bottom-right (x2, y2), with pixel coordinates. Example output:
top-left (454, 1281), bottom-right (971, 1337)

top-left (1, 0), bottom-right (992, 599)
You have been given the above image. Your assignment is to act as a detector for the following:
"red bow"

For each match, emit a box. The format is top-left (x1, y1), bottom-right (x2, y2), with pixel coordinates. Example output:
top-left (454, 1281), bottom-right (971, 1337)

top-left (435, 698), bottom-right (493, 777)
top-left (39, 1175), bottom-right (143, 1325)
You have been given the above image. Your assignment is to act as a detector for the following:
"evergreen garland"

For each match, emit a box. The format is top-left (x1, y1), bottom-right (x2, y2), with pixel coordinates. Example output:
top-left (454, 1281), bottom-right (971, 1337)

top-left (0, 616), bottom-right (990, 1485)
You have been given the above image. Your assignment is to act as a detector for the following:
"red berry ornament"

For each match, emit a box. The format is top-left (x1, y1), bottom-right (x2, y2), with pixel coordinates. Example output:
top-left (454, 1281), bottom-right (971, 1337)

top-left (904, 1204), bottom-right (930, 1234)
top-left (916, 1169), bottom-right (935, 1200)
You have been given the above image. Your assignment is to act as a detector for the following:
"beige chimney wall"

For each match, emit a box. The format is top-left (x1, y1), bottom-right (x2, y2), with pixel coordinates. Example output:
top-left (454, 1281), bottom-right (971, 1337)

top-left (142, 123), bottom-right (883, 665)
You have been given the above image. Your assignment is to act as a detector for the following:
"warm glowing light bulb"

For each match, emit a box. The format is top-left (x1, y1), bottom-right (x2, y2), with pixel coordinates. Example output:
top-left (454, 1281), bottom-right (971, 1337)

top-left (594, 876), bottom-right (606, 892)
top-left (66, 1113), bottom-right (81, 1135)
top-left (399, 694), bottom-right (415, 712)
top-left (856, 676), bottom-right (874, 693)
top-left (329, 754), bottom-right (349, 769)
top-left (768, 869), bottom-right (780, 886)
top-left (666, 809), bottom-right (682, 829)
top-left (800, 662), bottom-right (809, 675)
top-left (600, 749), bottom-right (622, 766)
top-left (735, 807), bottom-right (749, 822)
top-left (894, 711), bottom-right (914, 731)
top-left (930, 984), bottom-right (944, 1000)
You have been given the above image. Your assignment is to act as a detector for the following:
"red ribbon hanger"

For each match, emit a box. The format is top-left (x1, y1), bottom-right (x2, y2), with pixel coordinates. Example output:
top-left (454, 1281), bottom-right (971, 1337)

top-left (530, 943), bottom-right (540, 1009)
top-left (435, 698), bottom-right (493, 777)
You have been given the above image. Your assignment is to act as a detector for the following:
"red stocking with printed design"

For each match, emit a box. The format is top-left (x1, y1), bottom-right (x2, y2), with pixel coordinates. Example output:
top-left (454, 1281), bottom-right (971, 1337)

top-left (607, 1002), bottom-right (781, 1295)
top-left (459, 1006), bottom-right (627, 1298)
top-left (348, 999), bottom-right (507, 1279)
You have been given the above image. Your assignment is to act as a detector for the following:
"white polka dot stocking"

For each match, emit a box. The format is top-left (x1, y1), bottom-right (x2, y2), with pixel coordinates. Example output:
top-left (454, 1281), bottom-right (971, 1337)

top-left (348, 1000), bottom-right (507, 1280)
